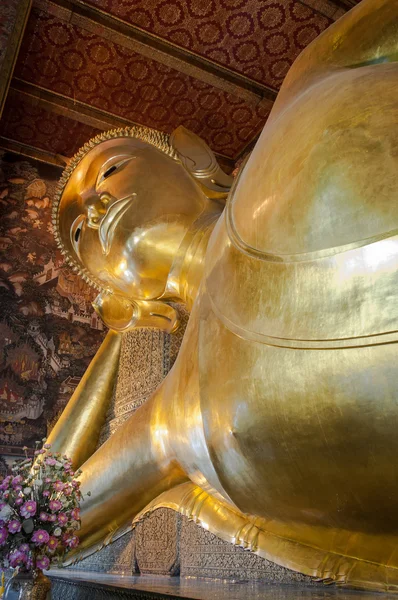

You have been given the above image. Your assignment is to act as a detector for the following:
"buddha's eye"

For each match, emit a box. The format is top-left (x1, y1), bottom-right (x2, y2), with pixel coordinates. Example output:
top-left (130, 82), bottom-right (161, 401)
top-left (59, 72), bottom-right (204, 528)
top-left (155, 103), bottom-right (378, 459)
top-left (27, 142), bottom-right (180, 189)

top-left (70, 215), bottom-right (85, 257)
top-left (97, 156), bottom-right (135, 187)
top-left (103, 165), bottom-right (117, 179)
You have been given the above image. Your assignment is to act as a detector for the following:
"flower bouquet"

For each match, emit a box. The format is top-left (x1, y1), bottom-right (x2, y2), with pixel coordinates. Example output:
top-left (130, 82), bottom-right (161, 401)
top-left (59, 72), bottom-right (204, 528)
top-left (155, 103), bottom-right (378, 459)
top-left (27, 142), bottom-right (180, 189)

top-left (0, 440), bottom-right (86, 599)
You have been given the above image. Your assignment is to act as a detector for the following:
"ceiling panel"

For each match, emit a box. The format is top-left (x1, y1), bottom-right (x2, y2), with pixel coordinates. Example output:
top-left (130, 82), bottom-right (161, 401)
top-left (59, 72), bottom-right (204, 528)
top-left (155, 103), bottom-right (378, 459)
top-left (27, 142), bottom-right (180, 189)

top-left (84, 0), bottom-right (332, 88)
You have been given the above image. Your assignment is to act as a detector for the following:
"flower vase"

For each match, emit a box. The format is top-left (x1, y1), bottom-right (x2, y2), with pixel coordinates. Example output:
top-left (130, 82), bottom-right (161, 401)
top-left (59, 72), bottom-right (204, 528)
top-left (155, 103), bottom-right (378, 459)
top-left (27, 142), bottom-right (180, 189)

top-left (3, 570), bottom-right (51, 600)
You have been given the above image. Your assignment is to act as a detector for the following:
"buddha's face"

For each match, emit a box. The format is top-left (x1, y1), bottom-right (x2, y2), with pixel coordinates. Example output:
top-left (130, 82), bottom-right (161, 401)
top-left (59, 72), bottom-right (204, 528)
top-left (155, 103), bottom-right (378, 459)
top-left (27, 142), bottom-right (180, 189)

top-left (58, 137), bottom-right (206, 300)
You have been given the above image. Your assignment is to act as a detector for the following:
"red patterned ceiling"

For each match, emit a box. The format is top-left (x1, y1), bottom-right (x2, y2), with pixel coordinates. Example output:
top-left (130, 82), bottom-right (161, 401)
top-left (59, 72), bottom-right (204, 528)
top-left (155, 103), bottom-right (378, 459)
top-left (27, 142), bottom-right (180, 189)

top-left (13, 8), bottom-right (271, 158)
top-left (84, 0), bottom-right (333, 88)
top-left (0, 0), bottom-right (360, 163)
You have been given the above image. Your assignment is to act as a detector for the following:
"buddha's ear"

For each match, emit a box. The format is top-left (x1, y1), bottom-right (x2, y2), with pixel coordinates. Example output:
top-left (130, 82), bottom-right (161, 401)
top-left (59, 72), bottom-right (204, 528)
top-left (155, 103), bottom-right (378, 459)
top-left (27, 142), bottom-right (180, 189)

top-left (92, 292), bottom-right (179, 334)
top-left (170, 126), bottom-right (233, 201)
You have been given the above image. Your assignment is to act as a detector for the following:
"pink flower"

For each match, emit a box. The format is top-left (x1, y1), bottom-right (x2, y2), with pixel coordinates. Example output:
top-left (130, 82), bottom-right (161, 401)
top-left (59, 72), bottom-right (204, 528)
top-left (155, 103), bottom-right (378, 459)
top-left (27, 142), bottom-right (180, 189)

top-left (53, 481), bottom-right (64, 492)
top-left (47, 536), bottom-right (58, 552)
top-left (19, 544), bottom-right (30, 553)
top-left (63, 533), bottom-right (79, 548)
top-left (57, 512), bottom-right (68, 525)
top-left (71, 508), bottom-right (80, 521)
top-left (12, 476), bottom-right (22, 486)
top-left (45, 458), bottom-right (56, 466)
top-left (43, 444), bottom-right (51, 449)
top-left (63, 486), bottom-right (72, 496)
top-left (43, 490), bottom-right (50, 497)
top-left (0, 527), bottom-right (8, 546)
top-left (15, 497), bottom-right (23, 506)
top-left (36, 555), bottom-right (50, 570)
top-left (8, 520), bottom-right (21, 533)
top-left (39, 512), bottom-right (48, 522)
top-left (45, 478), bottom-right (52, 483)
top-left (49, 499), bottom-right (62, 512)
top-left (20, 500), bottom-right (36, 518)
top-left (31, 529), bottom-right (50, 545)
top-left (48, 514), bottom-right (56, 522)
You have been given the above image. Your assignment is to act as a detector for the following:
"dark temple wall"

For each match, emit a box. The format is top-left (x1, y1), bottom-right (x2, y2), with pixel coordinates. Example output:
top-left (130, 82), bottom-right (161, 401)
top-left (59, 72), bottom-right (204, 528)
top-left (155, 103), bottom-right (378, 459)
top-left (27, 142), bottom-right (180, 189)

top-left (0, 151), bottom-right (105, 459)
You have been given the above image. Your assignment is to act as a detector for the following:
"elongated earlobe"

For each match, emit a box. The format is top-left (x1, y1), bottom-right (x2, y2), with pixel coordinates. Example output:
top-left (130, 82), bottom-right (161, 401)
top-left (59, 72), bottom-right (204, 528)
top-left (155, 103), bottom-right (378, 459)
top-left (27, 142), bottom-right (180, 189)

top-left (92, 292), bottom-right (179, 333)
top-left (170, 125), bottom-right (233, 200)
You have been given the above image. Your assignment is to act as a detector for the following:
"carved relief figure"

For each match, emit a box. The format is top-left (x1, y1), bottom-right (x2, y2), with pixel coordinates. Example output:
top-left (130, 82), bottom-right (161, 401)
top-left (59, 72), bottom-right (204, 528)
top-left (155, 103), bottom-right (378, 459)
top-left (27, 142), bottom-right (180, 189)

top-left (50, 0), bottom-right (398, 592)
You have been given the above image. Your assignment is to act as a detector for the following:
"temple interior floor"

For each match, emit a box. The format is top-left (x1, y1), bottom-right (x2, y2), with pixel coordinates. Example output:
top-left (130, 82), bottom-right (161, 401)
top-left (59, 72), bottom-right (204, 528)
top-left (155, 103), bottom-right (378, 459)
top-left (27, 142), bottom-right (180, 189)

top-left (48, 570), bottom-right (394, 599)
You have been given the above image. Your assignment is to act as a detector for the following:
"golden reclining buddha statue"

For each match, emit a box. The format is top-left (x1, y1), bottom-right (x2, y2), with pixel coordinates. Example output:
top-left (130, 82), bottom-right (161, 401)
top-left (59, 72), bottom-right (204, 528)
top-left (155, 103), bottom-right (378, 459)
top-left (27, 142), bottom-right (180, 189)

top-left (49, 0), bottom-right (398, 592)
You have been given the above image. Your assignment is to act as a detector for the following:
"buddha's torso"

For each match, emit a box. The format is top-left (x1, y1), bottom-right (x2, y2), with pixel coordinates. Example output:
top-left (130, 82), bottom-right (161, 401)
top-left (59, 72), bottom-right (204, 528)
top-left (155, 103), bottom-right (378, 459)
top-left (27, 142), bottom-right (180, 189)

top-left (158, 62), bottom-right (398, 540)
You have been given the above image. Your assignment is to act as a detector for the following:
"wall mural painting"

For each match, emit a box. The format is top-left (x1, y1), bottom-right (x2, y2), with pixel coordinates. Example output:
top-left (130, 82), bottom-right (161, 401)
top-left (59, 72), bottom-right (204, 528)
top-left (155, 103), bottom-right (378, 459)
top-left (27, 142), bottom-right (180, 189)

top-left (0, 151), bottom-right (105, 456)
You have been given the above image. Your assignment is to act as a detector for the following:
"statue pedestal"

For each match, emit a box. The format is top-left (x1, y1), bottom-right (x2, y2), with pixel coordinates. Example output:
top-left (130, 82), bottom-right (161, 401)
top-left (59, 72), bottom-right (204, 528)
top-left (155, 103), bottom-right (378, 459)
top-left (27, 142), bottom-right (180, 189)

top-left (49, 570), bottom-right (385, 599)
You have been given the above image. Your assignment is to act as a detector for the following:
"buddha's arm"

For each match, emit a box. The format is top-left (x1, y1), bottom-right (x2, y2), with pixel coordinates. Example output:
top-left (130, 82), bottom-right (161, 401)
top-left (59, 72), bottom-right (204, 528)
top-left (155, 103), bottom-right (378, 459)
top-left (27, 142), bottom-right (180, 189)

top-left (47, 331), bottom-right (122, 469)
top-left (74, 383), bottom-right (188, 558)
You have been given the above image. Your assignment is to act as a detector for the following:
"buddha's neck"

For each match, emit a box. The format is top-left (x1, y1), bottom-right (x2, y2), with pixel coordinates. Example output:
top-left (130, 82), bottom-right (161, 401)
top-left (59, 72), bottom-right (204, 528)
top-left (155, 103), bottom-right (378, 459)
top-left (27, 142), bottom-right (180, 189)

top-left (165, 208), bottom-right (221, 310)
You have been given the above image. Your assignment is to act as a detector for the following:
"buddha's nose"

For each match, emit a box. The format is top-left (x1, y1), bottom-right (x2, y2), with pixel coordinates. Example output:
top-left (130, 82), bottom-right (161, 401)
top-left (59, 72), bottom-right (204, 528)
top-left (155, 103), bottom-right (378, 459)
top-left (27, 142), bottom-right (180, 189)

top-left (85, 195), bottom-right (110, 229)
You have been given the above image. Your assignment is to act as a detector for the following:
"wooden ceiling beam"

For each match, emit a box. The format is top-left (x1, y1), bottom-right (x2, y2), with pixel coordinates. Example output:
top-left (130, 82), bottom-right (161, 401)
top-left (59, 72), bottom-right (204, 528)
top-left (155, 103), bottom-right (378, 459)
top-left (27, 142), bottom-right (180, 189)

top-left (0, 136), bottom-right (69, 167)
top-left (327, 0), bottom-right (357, 10)
top-left (34, 0), bottom-right (277, 107)
top-left (9, 79), bottom-right (237, 170)
top-left (11, 78), bottom-right (133, 131)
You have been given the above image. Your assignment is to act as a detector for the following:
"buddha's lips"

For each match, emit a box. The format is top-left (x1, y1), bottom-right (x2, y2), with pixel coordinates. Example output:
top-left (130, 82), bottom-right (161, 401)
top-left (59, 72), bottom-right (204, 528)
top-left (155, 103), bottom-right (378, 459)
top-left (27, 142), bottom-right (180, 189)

top-left (98, 195), bottom-right (133, 255)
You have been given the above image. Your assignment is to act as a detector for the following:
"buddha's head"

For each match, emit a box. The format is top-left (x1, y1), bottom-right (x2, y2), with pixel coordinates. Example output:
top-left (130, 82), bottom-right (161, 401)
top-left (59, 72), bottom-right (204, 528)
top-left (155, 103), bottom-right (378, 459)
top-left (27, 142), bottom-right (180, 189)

top-left (53, 125), bottom-right (232, 331)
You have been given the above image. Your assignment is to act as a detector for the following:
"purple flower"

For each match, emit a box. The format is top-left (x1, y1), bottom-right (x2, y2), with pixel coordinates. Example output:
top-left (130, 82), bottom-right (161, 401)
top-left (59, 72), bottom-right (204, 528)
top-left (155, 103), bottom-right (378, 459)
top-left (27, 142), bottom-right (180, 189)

top-left (53, 481), bottom-right (64, 492)
top-left (0, 527), bottom-right (8, 546)
top-left (15, 497), bottom-right (23, 506)
top-left (49, 499), bottom-right (62, 512)
top-left (48, 514), bottom-right (56, 522)
top-left (20, 500), bottom-right (37, 518)
top-left (12, 476), bottom-right (22, 486)
top-left (9, 550), bottom-right (27, 568)
top-left (45, 458), bottom-right (56, 466)
top-left (19, 543), bottom-right (30, 553)
top-left (35, 555), bottom-right (50, 570)
top-left (14, 485), bottom-right (22, 492)
top-left (39, 512), bottom-right (48, 522)
top-left (43, 444), bottom-right (51, 449)
top-left (0, 477), bottom-right (11, 490)
top-left (8, 520), bottom-right (22, 533)
top-left (71, 508), bottom-right (80, 521)
top-left (43, 490), bottom-right (50, 497)
top-left (57, 512), bottom-right (68, 525)
top-left (32, 529), bottom-right (50, 545)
